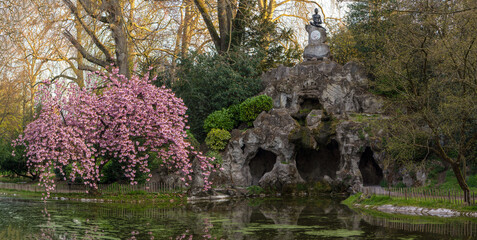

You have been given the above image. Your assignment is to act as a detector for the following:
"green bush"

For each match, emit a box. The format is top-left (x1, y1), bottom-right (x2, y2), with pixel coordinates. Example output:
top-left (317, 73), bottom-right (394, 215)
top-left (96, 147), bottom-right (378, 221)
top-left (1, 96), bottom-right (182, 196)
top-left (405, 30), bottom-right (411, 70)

top-left (205, 129), bottom-right (232, 152)
top-left (468, 175), bottom-right (477, 188)
top-left (239, 95), bottom-right (273, 126)
top-left (0, 139), bottom-right (34, 180)
top-left (227, 104), bottom-right (241, 126)
top-left (203, 109), bottom-right (235, 133)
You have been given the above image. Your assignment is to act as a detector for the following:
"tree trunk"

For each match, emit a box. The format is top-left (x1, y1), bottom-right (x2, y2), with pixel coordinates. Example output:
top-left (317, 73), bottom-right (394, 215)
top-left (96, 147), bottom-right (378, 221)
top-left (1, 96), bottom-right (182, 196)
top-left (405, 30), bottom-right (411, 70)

top-left (451, 162), bottom-right (470, 203)
top-left (231, 0), bottom-right (249, 47)
top-left (75, 2), bottom-right (85, 87)
top-left (194, 0), bottom-right (221, 52)
top-left (217, 0), bottom-right (231, 53)
top-left (181, 0), bottom-right (194, 58)
top-left (106, 0), bottom-right (130, 78)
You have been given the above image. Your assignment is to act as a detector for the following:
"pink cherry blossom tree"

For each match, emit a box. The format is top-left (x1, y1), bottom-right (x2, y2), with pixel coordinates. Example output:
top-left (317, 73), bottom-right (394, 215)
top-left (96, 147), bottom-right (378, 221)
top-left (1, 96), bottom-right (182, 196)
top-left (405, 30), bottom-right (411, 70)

top-left (14, 69), bottom-right (216, 198)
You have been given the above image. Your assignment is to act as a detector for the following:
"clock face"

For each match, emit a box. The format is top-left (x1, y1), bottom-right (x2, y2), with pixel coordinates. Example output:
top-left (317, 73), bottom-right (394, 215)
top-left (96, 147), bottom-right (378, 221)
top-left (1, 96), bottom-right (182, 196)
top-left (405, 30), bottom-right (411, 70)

top-left (310, 30), bottom-right (321, 41)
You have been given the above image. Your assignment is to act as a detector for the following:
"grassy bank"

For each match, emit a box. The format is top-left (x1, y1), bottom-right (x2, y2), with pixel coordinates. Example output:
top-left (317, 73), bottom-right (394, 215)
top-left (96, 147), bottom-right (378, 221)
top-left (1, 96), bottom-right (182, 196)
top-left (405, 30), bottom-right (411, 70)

top-left (0, 188), bottom-right (186, 207)
top-left (343, 193), bottom-right (477, 212)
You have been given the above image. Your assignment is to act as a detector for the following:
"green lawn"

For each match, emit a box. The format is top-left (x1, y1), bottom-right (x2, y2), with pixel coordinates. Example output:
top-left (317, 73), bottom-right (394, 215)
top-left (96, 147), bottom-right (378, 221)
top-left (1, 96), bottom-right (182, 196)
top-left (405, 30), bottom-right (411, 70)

top-left (343, 193), bottom-right (477, 212)
top-left (0, 187), bottom-right (186, 208)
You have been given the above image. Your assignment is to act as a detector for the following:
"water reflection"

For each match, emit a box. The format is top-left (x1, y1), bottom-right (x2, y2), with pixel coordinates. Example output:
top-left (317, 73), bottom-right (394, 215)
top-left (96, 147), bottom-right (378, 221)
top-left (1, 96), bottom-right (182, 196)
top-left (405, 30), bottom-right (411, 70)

top-left (360, 214), bottom-right (477, 239)
top-left (0, 196), bottom-right (476, 239)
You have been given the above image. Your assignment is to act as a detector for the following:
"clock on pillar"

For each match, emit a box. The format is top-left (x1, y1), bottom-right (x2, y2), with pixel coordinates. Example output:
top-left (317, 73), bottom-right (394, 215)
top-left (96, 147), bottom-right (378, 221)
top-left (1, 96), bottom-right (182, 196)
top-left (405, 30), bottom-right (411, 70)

top-left (310, 30), bottom-right (321, 41)
top-left (303, 8), bottom-right (330, 61)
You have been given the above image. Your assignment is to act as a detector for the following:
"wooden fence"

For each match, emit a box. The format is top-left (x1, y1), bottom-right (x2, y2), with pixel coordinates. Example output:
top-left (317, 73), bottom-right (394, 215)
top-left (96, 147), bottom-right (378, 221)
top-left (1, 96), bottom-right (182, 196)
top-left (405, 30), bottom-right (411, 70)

top-left (0, 181), bottom-right (185, 194)
top-left (361, 186), bottom-right (477, 205)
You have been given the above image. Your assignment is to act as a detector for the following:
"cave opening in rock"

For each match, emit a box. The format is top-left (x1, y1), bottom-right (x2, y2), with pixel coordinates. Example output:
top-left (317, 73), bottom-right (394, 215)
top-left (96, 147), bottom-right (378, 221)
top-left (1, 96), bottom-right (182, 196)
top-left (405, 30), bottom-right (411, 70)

top-left (359, 147), bottom-right (383, 186)
top-left (295, 140), bottom-right (340, 182)
top-left (299, 96), bottom-right (322, 111)
top-left (249, 148), bottom-right (277, 185)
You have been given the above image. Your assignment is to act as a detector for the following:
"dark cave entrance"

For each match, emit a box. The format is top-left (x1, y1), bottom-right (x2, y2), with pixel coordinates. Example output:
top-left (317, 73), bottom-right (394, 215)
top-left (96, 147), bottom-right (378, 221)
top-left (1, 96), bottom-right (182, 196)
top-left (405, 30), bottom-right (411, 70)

top-left (249, 148), bottom-right (277, 185)
top-left (359, 147), bottom-right (383, 186)
top-left (299, 97), bottom-right (322, 111)
top-left (293, 96), bottom-right (323, 125)
top-left (295, 140), bottom-right (340, 182)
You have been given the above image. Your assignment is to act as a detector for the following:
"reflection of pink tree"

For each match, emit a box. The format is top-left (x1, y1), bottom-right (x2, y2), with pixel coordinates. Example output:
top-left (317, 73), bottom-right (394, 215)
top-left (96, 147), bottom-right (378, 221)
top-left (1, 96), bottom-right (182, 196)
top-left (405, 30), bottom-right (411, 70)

top-left (15, 69), bottom-right (216, 198)
top-left (202, 218), bottom-right (213, 239)
top-left (172, 218), bottom-right (224, 240)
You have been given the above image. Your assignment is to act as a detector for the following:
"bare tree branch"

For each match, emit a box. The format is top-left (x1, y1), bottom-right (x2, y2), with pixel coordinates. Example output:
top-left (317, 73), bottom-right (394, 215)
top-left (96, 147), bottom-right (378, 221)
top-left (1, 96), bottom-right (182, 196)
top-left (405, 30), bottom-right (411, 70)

top-left (78, 0), bottom-right (110, 23)
top-left (78, 63), bottom-right (99, 72)
top-left (62, 0), bottom-right (113, 62)
top-left (63, 30), bottom-right (109, 68)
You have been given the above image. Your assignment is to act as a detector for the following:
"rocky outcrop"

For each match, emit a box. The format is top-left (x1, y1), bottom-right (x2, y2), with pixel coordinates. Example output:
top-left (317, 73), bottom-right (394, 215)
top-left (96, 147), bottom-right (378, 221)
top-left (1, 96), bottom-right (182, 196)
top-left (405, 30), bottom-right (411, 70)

top-left (211, 60), bottom-right (389, 193)
top-left (334, 121), bottom-right (384, 192)
top-left (261, 61), bottom-right (381, 116)
top-left (220, 109), bottom-right (304, 188)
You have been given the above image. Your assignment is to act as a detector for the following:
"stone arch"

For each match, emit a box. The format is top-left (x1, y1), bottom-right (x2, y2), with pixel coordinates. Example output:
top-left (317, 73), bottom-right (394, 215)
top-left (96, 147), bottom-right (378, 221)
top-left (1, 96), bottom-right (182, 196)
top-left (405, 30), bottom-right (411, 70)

top-left (295, 140), bottom-right (340, 182)
top-left (359, 147), bottom-right (383, 186)
top-left (249, 148), bottom-right (277, 185)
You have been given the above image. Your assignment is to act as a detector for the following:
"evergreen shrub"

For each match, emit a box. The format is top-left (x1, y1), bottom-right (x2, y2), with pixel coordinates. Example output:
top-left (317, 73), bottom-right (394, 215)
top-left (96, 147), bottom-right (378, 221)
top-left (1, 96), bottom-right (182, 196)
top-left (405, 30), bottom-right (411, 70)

top-left (239, 95), bottom-right (273, 126)
top-left (174, 52), bottom-right (263, 141)
top-left (203, 109), bottom-right (235, 133)
top-left (205, 129), bottom-right (232, 152)
top-left (227, 104), bottom-right (241, 125)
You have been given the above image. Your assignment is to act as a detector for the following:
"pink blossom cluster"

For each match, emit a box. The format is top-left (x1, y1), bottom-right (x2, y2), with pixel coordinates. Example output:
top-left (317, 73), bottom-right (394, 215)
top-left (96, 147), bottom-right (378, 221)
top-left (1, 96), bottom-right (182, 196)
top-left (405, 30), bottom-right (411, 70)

top-left (14, 69), bottom-right (216, 198)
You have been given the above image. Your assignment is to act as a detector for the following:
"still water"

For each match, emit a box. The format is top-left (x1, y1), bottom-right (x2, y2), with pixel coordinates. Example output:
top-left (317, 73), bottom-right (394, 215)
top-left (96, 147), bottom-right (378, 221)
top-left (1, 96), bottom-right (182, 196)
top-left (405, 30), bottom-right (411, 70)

top-left (0, 196), bottom-right (476, 239)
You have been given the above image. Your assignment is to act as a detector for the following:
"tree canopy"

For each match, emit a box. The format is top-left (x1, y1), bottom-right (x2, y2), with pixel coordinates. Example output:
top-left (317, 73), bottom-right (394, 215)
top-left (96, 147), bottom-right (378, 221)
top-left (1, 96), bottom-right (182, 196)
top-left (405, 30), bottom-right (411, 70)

top-left (333, 0), bottom-right (477, 200)
top-left (14, 70), bottom-right (215, 198)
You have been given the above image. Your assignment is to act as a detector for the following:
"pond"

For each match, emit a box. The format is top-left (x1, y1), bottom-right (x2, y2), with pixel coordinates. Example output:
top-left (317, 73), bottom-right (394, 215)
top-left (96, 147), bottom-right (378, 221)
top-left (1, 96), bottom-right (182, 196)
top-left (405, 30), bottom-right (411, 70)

top-left (0, 196), bottom-right (476, 239)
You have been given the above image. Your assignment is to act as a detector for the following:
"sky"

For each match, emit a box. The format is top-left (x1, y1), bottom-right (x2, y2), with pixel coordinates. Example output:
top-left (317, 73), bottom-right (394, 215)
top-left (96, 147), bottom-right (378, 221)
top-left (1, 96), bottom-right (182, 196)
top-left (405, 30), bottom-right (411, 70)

top-left (317, 0), bottom-right (353, 20)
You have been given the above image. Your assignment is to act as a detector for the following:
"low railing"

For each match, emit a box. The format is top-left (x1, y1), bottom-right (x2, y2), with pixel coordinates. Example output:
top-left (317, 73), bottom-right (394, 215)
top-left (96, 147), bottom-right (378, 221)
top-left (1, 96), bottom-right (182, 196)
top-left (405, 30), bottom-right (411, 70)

top-left (361, 186), bottom-right (477, 205)
top-left (0, 181), bottom-right (185, 194)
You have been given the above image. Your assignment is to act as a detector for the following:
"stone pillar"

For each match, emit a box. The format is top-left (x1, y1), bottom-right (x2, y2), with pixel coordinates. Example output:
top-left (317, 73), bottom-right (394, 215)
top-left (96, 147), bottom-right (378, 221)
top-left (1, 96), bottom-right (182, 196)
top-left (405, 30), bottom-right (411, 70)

top-left (303, 25), bottom-right (330, 61)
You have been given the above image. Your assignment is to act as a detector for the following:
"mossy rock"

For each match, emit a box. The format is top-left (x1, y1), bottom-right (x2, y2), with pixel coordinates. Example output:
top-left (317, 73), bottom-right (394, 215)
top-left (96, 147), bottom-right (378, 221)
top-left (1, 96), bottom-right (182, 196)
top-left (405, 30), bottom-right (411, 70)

top-left (312, 122), bottom-right (332, 145)
top-left (288, 126), bottom-right (316, 150)
top-left (308, 181), bottom-right (332, 194)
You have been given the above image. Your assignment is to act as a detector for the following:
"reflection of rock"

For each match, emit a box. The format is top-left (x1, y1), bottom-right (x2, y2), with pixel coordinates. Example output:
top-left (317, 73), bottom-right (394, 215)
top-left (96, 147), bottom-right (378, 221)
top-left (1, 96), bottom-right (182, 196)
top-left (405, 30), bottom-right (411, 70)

top-left (259, 204), bottom-right (305, 225)
top-left (187, 200), bottom-right (254, 240)
top-left (221, 201), bottom-right (254, 240)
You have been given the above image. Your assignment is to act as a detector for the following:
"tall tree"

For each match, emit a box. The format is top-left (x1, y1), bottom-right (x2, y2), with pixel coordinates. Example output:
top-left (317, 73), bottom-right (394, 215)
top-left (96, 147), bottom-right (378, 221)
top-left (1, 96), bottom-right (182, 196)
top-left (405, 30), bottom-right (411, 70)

top-left (60, 0), bottom-right (187, 79)
top-left (193, 0), bottom-right (316, 54)
top-left (343, 0), bottom-right (477, 201)
top-left (61, 0), bottom-right (130, 77)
